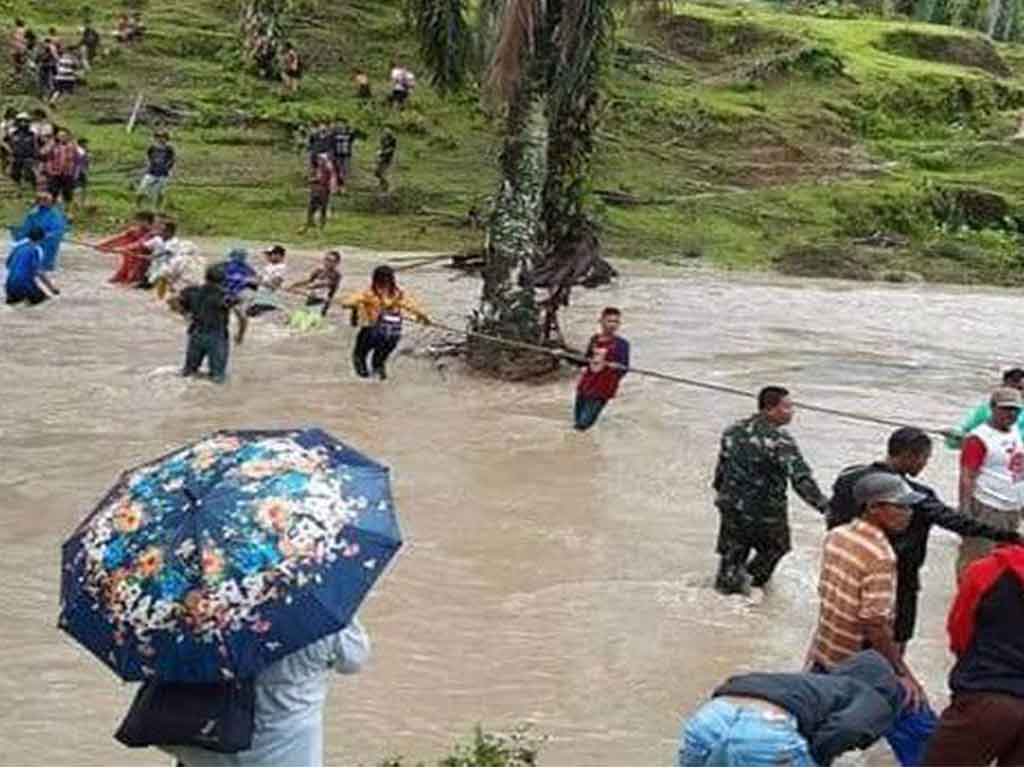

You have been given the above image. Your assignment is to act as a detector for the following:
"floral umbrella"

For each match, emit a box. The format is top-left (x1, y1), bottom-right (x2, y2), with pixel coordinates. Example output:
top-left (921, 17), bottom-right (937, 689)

top-left (59, 428), bottom-right (402, 683)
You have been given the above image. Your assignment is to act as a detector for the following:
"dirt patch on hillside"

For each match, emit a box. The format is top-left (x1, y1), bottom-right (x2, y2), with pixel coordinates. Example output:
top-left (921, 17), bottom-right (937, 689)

top-left (878, 30), bottom-right (1011, 78)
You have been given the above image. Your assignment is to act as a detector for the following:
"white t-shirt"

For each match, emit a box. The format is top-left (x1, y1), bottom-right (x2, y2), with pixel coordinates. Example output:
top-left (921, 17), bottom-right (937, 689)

top-left (390, 67), bottom-right (414, 93)
top-left (967, 422), bottom-right (1024, 510)
top-left (259, 262), bottom-right (287, 291)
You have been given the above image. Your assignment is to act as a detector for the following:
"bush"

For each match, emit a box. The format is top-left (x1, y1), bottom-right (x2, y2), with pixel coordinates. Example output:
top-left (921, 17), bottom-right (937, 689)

top-left (383, 724), bottom-right (545, 767)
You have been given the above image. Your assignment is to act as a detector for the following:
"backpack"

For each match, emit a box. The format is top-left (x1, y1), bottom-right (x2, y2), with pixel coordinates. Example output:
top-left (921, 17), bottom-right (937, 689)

top-left (373, 307), bottom-right (403, 341)
top-left (115, 678), bottom-right (255, 754)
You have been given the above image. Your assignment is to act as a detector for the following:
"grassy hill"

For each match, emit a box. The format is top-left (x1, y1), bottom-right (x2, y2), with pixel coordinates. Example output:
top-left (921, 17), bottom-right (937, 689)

top-left (6, 0), bottom-right (1024, 283)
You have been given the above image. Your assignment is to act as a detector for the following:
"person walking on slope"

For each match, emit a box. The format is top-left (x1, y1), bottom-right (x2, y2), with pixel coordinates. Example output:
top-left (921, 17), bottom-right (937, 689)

top-left (341, 265), bottom-right (429, 380)
top-left (678, 650), bottom-right (902, 767)
top-left (572, 307), bottom-right (630, 431)
top-left (957, 387), bottom-right (1024, 578)
top-left (713, 386), bottom-right (829, 595)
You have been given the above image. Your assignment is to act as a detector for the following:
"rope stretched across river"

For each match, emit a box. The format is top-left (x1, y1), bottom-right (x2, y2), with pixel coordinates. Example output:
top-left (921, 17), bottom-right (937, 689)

top-left (424, 320), bottom-right (952, 438)
top-left (52, 237), bottom-right (951, 437)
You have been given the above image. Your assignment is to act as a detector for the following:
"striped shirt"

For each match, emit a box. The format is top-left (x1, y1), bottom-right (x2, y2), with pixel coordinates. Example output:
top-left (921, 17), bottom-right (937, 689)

top-left (809, 518), bottom-right (896, 669)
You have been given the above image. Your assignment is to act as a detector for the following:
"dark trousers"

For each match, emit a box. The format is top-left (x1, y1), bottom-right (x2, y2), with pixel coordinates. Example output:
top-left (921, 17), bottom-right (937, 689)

top-left (183, 330), bottom-right (229, 383)
top-left (353, 327), bottom-right (398, 378)
top-left (574, 395), bottom-right (608, 431)
top-left (11, 157), bottom-right (35, 187)
top-left (715, 511), bottom-right (791, 592)
top-left (5, 285), bottom-right (48, 305)
top-left (924, 692), bottom-right (1024, 766)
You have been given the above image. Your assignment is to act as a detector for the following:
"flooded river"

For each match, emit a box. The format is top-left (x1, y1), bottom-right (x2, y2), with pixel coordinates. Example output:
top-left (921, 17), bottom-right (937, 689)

top-left (0, 242), bottom-right (1012, 765)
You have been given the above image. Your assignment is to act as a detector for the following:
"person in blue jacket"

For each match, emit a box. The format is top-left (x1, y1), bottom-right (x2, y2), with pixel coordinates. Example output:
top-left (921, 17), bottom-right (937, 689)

top-left (5, 226), bottom-right (60, 305)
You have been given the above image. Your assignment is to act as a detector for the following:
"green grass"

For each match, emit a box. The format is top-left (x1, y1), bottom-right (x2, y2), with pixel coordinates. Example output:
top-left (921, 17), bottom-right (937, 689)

top-left (6, 0), bottom-right (1024, 282)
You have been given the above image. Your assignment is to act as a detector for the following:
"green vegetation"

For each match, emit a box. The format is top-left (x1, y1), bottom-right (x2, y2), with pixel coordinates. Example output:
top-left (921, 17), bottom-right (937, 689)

top-left (6, 0), bottom-right (1024, 283)
top-left (381, 724), bottom-right (544, 766)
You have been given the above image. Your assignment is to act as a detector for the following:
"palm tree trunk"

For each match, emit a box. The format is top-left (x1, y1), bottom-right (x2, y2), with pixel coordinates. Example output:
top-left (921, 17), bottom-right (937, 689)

top-left (468, 91), bottom-right (552, 375)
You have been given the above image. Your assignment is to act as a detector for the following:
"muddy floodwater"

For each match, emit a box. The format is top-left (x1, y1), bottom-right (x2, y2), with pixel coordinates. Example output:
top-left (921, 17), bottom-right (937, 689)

top-left (0, 241), bottom-right (1012, 765)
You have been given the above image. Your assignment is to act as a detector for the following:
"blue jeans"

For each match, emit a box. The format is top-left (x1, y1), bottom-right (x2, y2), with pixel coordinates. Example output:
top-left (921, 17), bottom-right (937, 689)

top-left (678, 698), bottom-right (815, 767)
top-left (574, 395), bottom-right (608, 431)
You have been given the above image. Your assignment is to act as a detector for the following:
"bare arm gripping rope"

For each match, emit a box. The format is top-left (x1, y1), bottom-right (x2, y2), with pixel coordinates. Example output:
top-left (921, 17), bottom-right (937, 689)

top-left (424, 319), bottom-right (951, 438)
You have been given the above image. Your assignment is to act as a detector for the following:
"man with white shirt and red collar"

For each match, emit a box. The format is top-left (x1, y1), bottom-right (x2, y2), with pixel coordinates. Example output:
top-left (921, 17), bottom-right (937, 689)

top-left (958, 387), bottom-right (1024, 579)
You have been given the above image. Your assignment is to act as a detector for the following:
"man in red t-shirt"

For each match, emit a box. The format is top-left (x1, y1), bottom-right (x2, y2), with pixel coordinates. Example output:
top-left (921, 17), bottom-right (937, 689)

top-left (573, 307), bottom-right (630, 431)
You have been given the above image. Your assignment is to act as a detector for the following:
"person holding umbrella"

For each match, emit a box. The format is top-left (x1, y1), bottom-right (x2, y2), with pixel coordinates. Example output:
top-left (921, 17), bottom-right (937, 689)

top-left (59, 429), bottom-right (403, 764)
top-left (167, 619), bottom-right (370, 766)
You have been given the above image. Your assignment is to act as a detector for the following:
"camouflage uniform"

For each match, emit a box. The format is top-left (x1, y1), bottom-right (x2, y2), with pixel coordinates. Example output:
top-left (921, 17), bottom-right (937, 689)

top-left (713, 413), bottom-right (828, 592)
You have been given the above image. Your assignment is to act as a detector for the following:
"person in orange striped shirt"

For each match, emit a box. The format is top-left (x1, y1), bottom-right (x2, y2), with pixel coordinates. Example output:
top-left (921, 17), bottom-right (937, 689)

top-left (808, 473), bottom-right (926, 710)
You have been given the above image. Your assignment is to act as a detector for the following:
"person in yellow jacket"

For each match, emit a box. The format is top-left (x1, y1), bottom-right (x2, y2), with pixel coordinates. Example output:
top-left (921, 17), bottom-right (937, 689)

top-left (341, 265), bottom-right (429, 379)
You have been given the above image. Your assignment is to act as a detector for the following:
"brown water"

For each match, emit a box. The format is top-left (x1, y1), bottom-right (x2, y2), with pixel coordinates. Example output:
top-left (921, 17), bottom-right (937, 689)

top-left (0, 242), bottom-right (1010, 765)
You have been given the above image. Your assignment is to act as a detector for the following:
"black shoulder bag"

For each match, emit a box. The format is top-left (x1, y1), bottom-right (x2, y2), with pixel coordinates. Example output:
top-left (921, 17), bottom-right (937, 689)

top-left (115, 679), bottom-right (255, 754)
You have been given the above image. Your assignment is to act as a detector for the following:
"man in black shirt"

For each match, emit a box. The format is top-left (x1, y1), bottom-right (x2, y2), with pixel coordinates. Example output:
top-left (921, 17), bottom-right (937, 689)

top-left (137, 131), bottom-right (176, 209)
top-left (924, 545), bottom-right (1024, 765)
top-left (828, 427), bottom-right (1019, 652)
top-left (170, 265), bottom-right (244, 384)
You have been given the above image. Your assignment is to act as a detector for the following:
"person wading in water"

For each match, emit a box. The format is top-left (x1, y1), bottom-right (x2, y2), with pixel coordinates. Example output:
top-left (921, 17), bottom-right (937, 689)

top-left (713, 386), bottom-right (829, 595)
top-left (341, 265), bottom-right (429, 380)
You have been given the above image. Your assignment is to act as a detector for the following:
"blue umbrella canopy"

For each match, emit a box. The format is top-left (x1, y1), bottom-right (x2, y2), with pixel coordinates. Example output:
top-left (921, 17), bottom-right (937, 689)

top-left (59, 428), bottom-right (402, 683)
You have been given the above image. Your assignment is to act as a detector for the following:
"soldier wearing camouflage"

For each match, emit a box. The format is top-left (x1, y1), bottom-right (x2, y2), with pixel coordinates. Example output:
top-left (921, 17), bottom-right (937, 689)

top-left (713, 386), bottom-right (829, 594)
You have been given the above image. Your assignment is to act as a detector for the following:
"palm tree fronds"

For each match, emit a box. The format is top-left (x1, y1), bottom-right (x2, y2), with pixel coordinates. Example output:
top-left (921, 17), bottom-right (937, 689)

top-left (409, 0), bottom-right (472, 94)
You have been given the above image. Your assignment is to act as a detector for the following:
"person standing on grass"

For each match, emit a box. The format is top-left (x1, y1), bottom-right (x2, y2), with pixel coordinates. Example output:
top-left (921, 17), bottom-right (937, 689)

top-left (374, 128), bottom-right (397, 192)
top-left (36, 38), bottom-right (58, 100)
top-left (169, 264), bottom-right (245, 384)
top-left (957, 387), bottom-right (1024, 579)
top-left (11, 19), bottom-right (28, 75)
top-left (43, 128), bottom-right (78, 209)
top-left (304, 152), bottom-right (335, 232)
top-left (281, 42), bottom-right (302, 95)
top-left (330, 120), bottom-right (362, 192)
top-left (8, 112), bottom-right (38, 193)
top-left (79, 17), bottom-right (101, 71)
top-left (73, 137), bottom-right (90, 206)
top-left (137, 130), bottom-right (176, 210)
top-left (5, 226), bottom-right (60, 306)
top-left (572, 307), bottom-right (630, 431)
top-left (713, 386), bottom-right (830, 595)
top-left (50, 45), bottom-right (80, 105)
top-left (342, 265), bottom-right (429, 380)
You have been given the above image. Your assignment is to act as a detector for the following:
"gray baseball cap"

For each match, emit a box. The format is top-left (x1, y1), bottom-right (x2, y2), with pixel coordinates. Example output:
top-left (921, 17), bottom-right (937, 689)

top-left (853, 472), bottom-right (925, 509)
top-left (991, 387), bottom-right (1024, 410)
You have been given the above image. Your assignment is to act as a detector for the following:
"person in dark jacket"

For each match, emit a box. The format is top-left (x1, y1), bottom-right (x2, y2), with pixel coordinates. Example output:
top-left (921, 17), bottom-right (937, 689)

top-left (678, 650), bottom-right (902, 766)
top-left (828, 427), bottom-right (1020, 651)
top-left (924, 544), bottom-right (1024, 766)
top-left (169, 264), bottom-right (245, 384)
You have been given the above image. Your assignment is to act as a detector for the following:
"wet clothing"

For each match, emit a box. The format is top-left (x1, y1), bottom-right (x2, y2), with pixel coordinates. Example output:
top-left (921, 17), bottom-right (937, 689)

top-left (925, 549), bottom-right (1024, 766)
top-left (179, 283), bottom-right (235, 383)
top-left (573, 397), bottom-right (608, 431)
top-left (809, 519), bottom-right (897, 670)
top-left (345, 289), bottom-right (425, 379)
top-left (713, 414), bottom-right (827, 590)
top-left (829, 461), bottom-right (1019, 643)
top-left (344, 288), bottom-right (425, 328)
top-left (100, 225), bottom-right (153, 285)
top-left (5, 239), bottom-right (46, 304)
top-left (577, 335), bottom-right (630, 400)
top-left (11, 204), bottom-right (66, 272)
top-left (701, 651), bottom-right (902, 766)
top-left (303, 266), bottom-right (341, 315)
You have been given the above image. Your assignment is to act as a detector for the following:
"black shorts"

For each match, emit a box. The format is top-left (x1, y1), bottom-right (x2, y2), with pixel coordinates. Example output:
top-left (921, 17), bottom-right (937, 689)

top-left (390, 89), bottom-right (408, 105)
top-left (54, 79), bottom-right (76, 94)
top-left (76, 173), bottom-right (89, 190)
top-left (47, 174), bottom-right (76, 204)
top-left (6, 285), bottom-right (48, 305)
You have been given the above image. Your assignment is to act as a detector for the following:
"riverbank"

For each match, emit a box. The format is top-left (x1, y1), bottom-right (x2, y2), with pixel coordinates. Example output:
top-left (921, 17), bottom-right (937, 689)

top-left (7, 0), bottom-right (1024, 284)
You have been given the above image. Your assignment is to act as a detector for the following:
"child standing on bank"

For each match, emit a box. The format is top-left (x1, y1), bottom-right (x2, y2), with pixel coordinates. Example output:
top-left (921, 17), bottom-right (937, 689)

top-left (573, 307), bottom-right (630, 431)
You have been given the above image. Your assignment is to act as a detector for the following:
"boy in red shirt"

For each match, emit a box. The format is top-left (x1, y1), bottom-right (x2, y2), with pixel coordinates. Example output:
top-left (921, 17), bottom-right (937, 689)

top-left (574, 307), bottom-right (630, 431)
